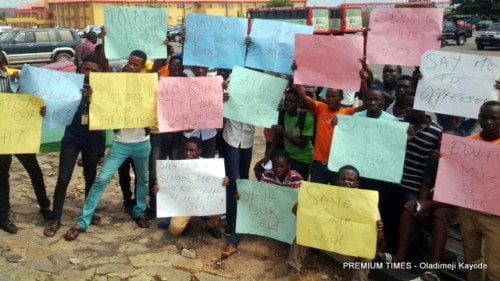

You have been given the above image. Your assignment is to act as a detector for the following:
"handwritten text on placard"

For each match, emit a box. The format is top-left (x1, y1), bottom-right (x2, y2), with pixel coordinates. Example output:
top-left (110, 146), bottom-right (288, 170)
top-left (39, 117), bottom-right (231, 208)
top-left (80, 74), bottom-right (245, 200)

top-left (366, 8), bottom-right (443, 66)
top-left (0, 94), bottom-right (44, 154)
top-left (19, 64), bottom-right (83, 129)
top-left (434, 134), bottom-right (500, 215)
top-left (294, 34), bottom-right (363, 91)
top-left (157, 76), bottom-right (223, 132)
top-left (297, 181), bottom-right (378, 259)
top-left (414, 51), bottom-right (500, 119)
top-left (328, 115), bottom-right (408, 183)
top-left (236, 179), bottom-right (299, 244)
top-left (156, 159), bottom-right (226, 217)
top-left (245, 19), bottom-right (313, 75)
top-left (104, 6), bottom-right (168, 59)
top-left (183, 14), bottom-right (247, 68)
top-left (224, 67), bottom-right (287, 128)
top-left (89, 72), bottom-right (157, 130)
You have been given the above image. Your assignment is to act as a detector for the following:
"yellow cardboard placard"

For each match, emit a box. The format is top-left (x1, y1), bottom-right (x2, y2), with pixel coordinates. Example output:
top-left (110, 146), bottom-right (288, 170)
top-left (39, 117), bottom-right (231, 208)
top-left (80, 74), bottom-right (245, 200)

top-left (0, 94), bottom-right (43, 154)
top-left (89, 72), bottom-right (158, 130)
top-left (297, 181), bottom-right (379, 259)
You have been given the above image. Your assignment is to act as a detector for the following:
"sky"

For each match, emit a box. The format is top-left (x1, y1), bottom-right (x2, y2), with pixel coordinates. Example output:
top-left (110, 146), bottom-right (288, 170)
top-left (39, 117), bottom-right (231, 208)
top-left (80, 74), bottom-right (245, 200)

top-left (0, 0), bottom-right (35, 8)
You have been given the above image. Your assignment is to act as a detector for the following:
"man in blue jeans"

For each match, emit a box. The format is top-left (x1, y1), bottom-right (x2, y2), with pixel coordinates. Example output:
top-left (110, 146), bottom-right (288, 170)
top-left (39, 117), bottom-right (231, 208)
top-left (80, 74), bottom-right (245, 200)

top-left (64, 50), bottom-right (152, 241)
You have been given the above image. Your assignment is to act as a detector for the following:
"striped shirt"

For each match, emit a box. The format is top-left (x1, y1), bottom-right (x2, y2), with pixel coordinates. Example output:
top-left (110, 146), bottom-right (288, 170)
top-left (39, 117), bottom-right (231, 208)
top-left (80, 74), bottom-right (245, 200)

top-left (0, 69), bottom-right (12, 93)
top-left (400, 118), bottom-right (442, 192)
top-left (260, 169), bottom-right (303, 189)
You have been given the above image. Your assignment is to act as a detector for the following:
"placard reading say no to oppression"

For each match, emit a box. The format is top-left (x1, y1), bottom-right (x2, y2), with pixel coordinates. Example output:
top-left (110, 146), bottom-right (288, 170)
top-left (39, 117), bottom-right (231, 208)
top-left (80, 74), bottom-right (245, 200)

top-left (415, 51), bottom-right (500, 119)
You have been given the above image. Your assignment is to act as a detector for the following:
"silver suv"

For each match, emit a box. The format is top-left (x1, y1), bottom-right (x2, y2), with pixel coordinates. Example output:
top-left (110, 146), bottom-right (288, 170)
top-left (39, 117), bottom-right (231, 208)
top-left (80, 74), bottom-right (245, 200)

top-left (0, 28), bottom-right (81, 65)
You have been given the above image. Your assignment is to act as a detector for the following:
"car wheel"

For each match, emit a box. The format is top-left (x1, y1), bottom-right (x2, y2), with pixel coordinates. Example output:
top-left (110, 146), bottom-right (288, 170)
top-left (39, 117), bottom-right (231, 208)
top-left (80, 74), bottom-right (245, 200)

top-left (54, 52), bottom-right (72, 62)
top-left (174, 34), bottom-right (181, 42)
top-left (456, 35), bottom-right (466, 45)
top-left (477, 44), bottom-right (484, 50)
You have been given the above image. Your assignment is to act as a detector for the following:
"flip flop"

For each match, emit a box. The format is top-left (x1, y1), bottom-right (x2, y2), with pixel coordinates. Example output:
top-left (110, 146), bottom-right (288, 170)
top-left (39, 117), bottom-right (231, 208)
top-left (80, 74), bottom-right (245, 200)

top-left (377, 252), bottom-right (393, 262)
top-left (64, 225), bottom-right (85, 241)
top-left (421, 271), bottom-right (440, 281)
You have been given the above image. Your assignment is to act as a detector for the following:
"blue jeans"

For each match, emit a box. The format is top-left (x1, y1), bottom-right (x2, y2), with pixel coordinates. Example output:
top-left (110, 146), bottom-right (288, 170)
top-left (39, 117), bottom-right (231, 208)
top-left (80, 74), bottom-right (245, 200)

top-left (76, 140), bottom-right (151, 230)
top-left (223, 140), bottom-right (252, 231)
top-left (52, 141), bottom-right (101, 222)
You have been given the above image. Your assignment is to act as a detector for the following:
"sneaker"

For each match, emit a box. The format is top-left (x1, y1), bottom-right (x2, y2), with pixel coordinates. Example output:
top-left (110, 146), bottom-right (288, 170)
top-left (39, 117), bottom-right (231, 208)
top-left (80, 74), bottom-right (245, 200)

top-left (39, 208), bottom-right (54, 221)
top-left (0, 219), bottom-right (18, 234)
top-left (207, 227), bottom-right (222, 239)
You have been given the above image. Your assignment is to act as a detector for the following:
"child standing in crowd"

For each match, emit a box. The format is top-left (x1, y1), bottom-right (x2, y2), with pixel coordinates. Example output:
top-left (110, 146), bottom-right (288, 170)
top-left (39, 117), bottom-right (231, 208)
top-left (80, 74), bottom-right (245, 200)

top-left (221, 150), bottom-right (303, 259)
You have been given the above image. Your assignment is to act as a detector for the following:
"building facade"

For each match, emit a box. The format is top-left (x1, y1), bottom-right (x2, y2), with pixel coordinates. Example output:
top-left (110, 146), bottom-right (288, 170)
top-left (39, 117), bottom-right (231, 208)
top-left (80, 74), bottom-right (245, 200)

top-left (6, 0), bottom-right (307, 29)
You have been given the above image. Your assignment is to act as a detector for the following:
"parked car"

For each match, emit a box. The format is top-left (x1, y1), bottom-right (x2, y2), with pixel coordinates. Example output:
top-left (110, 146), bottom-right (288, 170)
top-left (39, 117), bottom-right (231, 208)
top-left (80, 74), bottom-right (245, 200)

top-left (476, 20), bottom-right (493, 31)
top-left (445, 15), bottom-right (473, 38)
top-left (0, 26), bottom-right (12, 35)
top-left (475, 22), bottom-right (500, 50)
top-left (0, 28), bottom-right (81, 65)
top-left (443, 20), bottom-right (468, 45)
top-left (80, 25), bottom-right (101, 38)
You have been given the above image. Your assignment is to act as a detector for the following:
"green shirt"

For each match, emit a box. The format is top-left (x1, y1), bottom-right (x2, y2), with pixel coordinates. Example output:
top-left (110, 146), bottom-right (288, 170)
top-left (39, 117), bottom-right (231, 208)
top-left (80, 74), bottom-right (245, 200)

top-left (283, 111), bottom-right (314, 164)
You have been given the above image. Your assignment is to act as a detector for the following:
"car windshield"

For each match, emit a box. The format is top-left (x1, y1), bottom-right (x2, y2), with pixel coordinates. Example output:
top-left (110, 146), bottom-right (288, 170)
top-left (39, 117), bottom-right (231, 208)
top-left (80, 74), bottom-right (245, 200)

top-left (488, 23), bottom-right (500, 31)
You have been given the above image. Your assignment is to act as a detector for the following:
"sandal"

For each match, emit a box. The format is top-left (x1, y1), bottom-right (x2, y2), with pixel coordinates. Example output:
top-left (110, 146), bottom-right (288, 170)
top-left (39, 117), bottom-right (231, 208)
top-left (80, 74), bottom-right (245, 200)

top-left (133, 216), bottom-right (150, 228)
top-left (421, 271), bottom-right (440, 281)
top-left (43, 220), bottom-right (61, 237)
top-left (91, 215), bottom-right (101, 226)
top-left (63, 225), bottom-right (85, 241)
top-left (377, 252), bottom-right (394, 262)
top-left (221, 245), bottom-right (238, 259)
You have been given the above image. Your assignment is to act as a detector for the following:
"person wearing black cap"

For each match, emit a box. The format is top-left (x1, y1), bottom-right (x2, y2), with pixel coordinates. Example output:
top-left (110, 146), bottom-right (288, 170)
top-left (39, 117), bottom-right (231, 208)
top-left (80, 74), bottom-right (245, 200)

top-left (64, 50), bottom-right (152, 241)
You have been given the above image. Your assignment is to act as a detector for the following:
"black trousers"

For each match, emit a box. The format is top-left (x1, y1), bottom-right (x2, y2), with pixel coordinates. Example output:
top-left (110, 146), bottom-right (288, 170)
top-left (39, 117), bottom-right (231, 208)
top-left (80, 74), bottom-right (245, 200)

top-left (0, 154), bottom-right (50, 220)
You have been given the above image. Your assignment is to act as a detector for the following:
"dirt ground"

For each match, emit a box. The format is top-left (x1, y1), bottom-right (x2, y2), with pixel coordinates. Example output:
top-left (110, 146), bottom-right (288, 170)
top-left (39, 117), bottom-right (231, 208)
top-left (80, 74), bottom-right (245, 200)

top-left (0, 128), bottom-right (351, 281)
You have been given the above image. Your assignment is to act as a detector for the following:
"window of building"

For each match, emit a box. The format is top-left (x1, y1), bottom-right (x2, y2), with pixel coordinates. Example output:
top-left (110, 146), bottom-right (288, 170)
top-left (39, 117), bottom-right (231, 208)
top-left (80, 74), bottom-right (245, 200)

top-left (228, 4), bottom-right (233, 8)
top-left (207, 4), bottom-right (213, 8)
top-left (220, 3), bottom-right (226, 8)
top-left (177, 4), bottom-right (184, 8)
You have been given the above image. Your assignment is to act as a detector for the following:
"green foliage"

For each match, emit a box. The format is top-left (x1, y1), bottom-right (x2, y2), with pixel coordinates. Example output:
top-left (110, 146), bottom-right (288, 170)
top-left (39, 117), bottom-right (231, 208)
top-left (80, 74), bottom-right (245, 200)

top-left (265, 0), bottom-right (293, 7)
top-left (451, 0), bottom-right (499, 19)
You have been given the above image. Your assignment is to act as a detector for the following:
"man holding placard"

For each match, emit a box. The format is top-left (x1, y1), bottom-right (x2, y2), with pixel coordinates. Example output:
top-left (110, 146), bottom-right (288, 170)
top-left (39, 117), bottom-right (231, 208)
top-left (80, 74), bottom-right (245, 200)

top-left (458, 101), bottom-right (500, 281)
top-left (0, 56), bottom-right (53, 234)
top-left (294, 84), bottom-right (358, 184)
top-left (155, 137), bottom-right (228, 239)
top-left (64, 50), bottom-right (153, 241)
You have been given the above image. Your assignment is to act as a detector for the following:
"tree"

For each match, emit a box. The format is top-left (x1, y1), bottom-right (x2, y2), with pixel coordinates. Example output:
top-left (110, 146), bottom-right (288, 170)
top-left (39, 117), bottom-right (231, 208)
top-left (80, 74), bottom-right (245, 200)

top-left (451, 0), bottom-right (500, 19)
top-left (265, 0), bottom-right (293, 7)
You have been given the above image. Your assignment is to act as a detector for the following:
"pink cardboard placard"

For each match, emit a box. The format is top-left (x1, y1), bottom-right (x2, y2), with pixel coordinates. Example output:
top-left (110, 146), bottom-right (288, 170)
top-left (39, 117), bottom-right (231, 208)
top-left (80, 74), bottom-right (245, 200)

top-left (157, 76), bottom-right (224, 132)
top-left (434, 134), bottom-right (500, 215)
top-left (294, 34), bottom-right (363, 91)
top-left (366, 8), bottom-right (443, 66)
